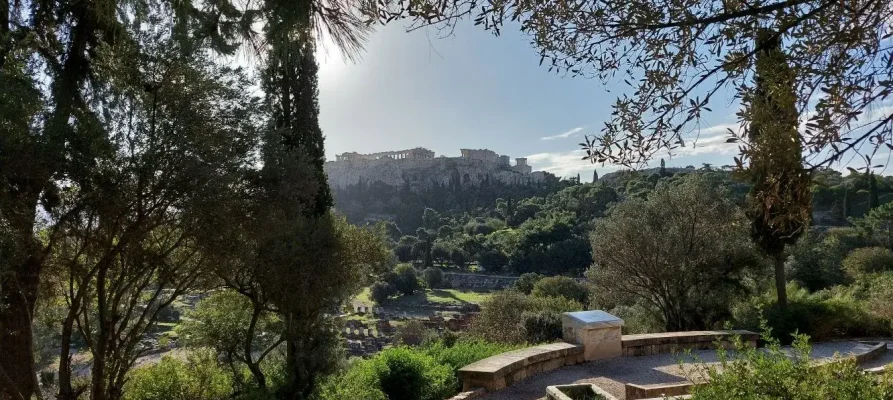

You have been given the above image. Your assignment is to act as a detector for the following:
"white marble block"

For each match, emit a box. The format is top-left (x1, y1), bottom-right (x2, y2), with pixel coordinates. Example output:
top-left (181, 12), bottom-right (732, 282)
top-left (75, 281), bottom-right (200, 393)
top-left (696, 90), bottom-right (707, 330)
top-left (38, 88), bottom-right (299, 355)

top-left (561, 310), bottom-right (624, 361)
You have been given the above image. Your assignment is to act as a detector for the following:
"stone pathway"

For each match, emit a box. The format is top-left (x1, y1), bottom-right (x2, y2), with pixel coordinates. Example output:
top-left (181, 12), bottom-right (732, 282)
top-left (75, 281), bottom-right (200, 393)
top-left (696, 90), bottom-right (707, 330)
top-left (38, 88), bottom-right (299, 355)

top-left (479, 341), bottom-right (891, 400)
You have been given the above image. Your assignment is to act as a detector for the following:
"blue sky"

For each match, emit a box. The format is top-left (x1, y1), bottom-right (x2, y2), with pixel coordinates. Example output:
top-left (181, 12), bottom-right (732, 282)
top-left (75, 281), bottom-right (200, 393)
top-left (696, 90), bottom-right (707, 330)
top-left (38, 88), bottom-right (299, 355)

top-left (315, 22), bottom-right (751, 182)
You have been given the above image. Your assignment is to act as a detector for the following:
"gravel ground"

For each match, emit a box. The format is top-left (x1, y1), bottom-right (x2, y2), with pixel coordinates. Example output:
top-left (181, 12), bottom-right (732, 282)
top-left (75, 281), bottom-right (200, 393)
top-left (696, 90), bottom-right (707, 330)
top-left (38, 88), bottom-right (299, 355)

top-left (479, 341), bottom-right (892, 400)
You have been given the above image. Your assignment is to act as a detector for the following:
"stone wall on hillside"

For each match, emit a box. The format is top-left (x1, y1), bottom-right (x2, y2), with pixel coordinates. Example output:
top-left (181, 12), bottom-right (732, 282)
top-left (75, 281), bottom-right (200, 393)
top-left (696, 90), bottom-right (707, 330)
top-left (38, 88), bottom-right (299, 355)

top-left (444, 272), bottom-right (519, 290)
top-left (325, 157), bottom-right (547, 191)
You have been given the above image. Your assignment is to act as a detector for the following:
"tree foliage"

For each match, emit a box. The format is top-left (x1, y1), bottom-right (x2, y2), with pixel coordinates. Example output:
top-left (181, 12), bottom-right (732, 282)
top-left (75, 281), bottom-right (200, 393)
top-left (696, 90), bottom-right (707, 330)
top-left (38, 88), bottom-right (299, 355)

top-left (590, 174), bottom-right (761, 331)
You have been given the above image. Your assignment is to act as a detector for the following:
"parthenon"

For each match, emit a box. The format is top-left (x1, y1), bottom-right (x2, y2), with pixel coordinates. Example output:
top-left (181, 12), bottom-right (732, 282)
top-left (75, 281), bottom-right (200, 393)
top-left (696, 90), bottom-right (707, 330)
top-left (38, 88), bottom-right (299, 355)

top-left (335, 147), bottom-right (436, 162)
top-left (332, 147), bottom-right (533, 174)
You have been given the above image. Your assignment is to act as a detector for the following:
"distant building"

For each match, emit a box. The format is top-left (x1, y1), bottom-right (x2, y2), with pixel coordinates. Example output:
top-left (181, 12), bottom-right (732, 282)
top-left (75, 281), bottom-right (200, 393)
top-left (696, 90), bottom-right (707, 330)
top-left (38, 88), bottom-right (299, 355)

top-left (460, 149), bottom-right (499, 163)
top-left (498, 155), bottom-right (511, 167)
top-left (513, 158), bottom-right (531, 174)
top-left (327, 147), bottom-right (540, 189)
top-left (335, 147), bottom-right (435, 162)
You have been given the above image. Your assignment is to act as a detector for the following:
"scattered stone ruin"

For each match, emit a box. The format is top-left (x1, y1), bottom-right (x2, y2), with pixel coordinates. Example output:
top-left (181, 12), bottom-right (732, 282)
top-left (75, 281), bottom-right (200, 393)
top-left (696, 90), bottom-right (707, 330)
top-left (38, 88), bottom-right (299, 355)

top-left (443, 272), bottom-right (519, 290)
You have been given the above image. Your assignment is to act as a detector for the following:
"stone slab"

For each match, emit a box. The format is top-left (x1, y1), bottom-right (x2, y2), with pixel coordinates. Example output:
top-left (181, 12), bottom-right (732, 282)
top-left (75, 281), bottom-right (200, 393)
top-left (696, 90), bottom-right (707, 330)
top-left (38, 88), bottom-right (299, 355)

top-left (562, 310), bottom-right (624, 329)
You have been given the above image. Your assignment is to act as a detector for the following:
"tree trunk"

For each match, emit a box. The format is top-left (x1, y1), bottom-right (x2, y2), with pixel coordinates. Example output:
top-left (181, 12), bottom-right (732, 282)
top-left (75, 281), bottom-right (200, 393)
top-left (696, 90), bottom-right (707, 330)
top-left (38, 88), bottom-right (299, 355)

top-left (58, 308), bottom-right (79, 400)
top-left (774, 252), bottom-right (787, 307)
top-left (0, 255), bottom-right (41, 400)
top-left (245, 303), bottom-right (267, 390)
top-left (1, 0), bottom-right (9, 69)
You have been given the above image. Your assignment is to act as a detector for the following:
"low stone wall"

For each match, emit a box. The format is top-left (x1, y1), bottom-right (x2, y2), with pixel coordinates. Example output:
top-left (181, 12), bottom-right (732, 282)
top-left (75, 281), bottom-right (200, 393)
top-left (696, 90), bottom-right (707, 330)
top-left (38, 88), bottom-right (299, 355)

top-left (458, 342), bottom-right (584, 392)
top-left (621, 330), bottom-right (758, 357)
top-left (546, 384), bottom-right (618, 400)
top-left (444, 272), bottom-right (518, 290)
top-left (625, 382), bottom-right (697, 400)
top-left (446, 388), bottom-right (486, 400)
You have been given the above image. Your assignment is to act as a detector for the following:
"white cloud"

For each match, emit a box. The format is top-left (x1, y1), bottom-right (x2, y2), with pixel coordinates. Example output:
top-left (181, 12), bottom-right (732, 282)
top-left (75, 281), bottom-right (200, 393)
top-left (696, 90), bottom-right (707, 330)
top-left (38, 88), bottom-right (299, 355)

top-left (670, 124), bottom-right (741, 157)
top-left (541, 126), bottom-right (584, 141)
top-left (525, 149), bottom-right (621, 181)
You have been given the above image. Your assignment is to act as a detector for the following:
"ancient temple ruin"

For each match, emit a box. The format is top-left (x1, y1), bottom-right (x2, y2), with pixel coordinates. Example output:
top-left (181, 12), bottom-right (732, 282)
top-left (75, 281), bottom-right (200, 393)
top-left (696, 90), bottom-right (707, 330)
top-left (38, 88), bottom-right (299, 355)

top-left (335, 147), bottom-right (435, 162)
top-left (334, 147), bottom-right (532, 174)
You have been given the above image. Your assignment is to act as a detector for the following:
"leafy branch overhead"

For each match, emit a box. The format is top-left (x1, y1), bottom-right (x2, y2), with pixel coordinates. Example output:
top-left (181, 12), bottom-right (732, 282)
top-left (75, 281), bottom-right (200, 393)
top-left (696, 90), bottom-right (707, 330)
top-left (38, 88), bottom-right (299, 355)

top-left (368, 0), bottom-right (893, 169)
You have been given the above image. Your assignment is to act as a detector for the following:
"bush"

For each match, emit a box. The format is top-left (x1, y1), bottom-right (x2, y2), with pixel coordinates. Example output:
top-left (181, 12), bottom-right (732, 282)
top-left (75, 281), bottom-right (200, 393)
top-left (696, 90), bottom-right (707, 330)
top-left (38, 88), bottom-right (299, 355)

top-left (732, 283), bottom-right (890, 343)
top-left (469, 290), bottom-right (581, 344)
top-left (422, 340), bottom-right (519, 373)
top-left (513, 273), bottom-right (544, 294)
top-left (123, 350), bottom-right (232, 400)
top-left (521, 311), bottom-right (563, 343)
top-left (690, 330), bottom-right (893, 399)
top-left (606, 304), bottom-right (664, 334)
top-left (395, 320), bottom-right (437, 346)
top-left (842, 246), bottom-right (893, 278)
top-left (421, 267), bottom-right (444, 289)
top-left (315, 347), bottom-right (454, 400)
top-left (787, 232), bottom-right (847, 291)
top-left (370, 281), bottom-right (396, 304)
top-left (866, 273), bottom-right (893, 330)
top-left (531, 276), bottom-right (589, 305)
top-left (392, 264), bottom-right (420, 295)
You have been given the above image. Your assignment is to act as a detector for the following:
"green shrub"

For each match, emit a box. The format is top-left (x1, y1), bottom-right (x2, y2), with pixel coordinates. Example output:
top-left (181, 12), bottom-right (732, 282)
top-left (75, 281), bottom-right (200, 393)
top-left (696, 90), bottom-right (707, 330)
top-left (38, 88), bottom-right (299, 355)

top-left (370, 281), bottom-right (396, 304)
top-left (842, 246), bottom-right (893, 278)
top-left (314, 358), bottom-right (388, 400)
top-left (513, 273), bottom-right (544, 294)
top-left (123, 350), bottom-right (232, 400)
top-left (732, 283), bottom-right (890, 343)
top-left (521, 311), bottom-right (563, 343)
top-left (315, 347), bottom-right (454, 400)
top-left (531, 276), bottom-right (589, 305)
top-left (394, 320), bottom-right (437, 346)
top-left (469, 290), bottom-right (581, 344)
top-left (421, 267), bottom-right (444, 289)
top-left (868, 273), bottom-right (893, 325)
top-left (392, 264), bottom-right (420, 295)
top-left (422, 340), bottom-right (518, 373)
top-left (787, 232), bottom-right (847, 291)
top-left (607, 304), bottom-right (664, 334)
top-left (690, 329), bottom-right (893, 399)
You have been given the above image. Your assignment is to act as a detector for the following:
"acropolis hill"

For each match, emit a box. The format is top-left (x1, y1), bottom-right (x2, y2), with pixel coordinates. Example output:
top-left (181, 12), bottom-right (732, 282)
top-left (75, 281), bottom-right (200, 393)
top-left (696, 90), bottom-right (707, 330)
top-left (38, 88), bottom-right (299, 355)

top-left (325, 147), bottom-right (547, 190)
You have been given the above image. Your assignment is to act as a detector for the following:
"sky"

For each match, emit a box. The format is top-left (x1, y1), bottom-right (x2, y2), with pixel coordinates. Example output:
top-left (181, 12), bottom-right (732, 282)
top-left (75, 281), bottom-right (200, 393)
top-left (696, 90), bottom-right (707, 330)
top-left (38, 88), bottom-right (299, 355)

top-left (313, 21), bottom-right (761, 182)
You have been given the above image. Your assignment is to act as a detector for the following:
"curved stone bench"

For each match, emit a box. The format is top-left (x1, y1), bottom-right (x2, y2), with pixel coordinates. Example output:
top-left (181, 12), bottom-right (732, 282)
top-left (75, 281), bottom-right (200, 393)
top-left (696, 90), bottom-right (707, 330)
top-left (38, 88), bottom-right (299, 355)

top-left (621, 330), bottom-right (758, 357)
top-left (458, 342), bottom-right (584, 391)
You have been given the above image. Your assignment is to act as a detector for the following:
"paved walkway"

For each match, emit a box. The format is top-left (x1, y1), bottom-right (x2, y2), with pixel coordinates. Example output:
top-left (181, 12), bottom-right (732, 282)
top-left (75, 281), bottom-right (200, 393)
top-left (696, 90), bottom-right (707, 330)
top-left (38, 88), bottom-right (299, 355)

top-left (479, 341), bottom-right (892, 400)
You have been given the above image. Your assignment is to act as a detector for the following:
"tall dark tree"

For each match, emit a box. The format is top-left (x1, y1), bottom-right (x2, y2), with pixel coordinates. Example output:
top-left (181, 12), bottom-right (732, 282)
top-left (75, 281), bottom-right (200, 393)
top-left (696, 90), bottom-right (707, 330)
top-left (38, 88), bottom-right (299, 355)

top-left (659, 159), bottom-right (666, 177)
top-left (255, 9), bottom-right (347, 398)
top-left (593, 169), bottom-right (598, 182)
top-left (869, 172), bottom-right (880, 210)
top-left (743, 29), bottom-right (812, 307)
top-left (841, 186), bottom-right (852, 219)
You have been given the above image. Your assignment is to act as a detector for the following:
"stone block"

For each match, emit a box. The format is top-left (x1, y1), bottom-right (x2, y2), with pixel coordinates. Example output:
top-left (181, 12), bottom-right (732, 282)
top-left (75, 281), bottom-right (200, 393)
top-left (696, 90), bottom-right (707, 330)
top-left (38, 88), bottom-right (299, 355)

top-left (562, 310), bottom-right (624, 361)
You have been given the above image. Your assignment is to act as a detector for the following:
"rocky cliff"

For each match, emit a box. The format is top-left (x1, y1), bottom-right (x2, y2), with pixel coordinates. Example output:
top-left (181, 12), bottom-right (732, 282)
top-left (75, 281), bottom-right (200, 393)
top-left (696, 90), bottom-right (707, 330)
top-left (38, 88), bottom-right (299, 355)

top-left (325, 157), bottom-right (546, 191)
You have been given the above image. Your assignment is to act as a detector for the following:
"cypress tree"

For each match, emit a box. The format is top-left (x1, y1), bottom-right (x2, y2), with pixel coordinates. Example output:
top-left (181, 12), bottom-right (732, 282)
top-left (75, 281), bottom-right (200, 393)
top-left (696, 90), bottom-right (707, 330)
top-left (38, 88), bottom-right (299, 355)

top-left (593, 169), bottom-right (599, 182)
top-left (869, 171), bottom-right (880, 210)
top-left (258, 11), bottom-right (340, 397)
top-left (744, 29), bottom-right (811, 308)
top-left (843, 187), bottom-right (852, 218)
top-left (659, 158), bottom-right (666, 177)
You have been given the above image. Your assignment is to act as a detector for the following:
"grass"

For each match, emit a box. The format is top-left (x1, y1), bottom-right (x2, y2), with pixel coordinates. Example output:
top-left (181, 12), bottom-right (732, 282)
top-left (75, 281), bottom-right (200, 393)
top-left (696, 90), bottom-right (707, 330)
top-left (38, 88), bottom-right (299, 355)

top-left (429, 289), bottom-right (492, 304)
top-left (355, 287), bottom-right (373, 305)
top-left (353, 288), bottom-right (493, 307)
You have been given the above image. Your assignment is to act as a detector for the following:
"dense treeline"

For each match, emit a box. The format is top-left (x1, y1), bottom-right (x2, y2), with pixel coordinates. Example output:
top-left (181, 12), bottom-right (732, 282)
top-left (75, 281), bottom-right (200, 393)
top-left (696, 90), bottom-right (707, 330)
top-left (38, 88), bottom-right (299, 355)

top-left (374, 165), bottom-right (893, 277)
top-left (331, 174), bottom-right (570, 233)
